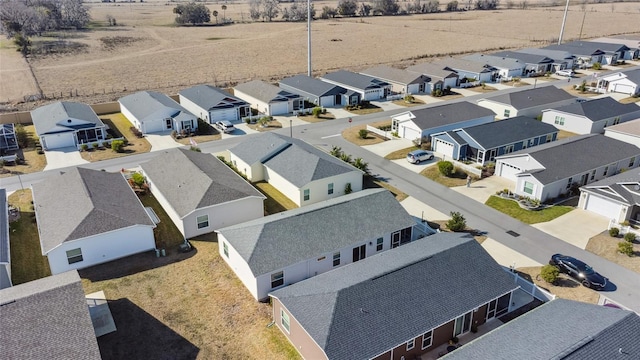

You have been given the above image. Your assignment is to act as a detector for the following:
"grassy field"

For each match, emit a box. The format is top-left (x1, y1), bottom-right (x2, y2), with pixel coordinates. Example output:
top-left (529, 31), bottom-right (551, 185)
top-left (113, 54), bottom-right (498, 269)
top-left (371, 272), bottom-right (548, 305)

top-left (485, 195), bottom-right (574, 224)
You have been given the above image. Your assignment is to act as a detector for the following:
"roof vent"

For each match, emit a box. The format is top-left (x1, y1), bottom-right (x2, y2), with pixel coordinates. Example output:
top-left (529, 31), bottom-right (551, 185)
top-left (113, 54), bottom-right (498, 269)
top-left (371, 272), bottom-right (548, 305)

top-left (634, 185), bottom-right (640, 191)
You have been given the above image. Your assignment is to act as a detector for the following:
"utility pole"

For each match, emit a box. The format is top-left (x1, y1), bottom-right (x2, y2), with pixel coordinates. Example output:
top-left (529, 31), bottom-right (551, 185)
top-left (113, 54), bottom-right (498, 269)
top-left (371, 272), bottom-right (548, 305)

top-left (558, 0), bottom-right (570, 45)
top-left (307, 0), bottom-right (312, 77)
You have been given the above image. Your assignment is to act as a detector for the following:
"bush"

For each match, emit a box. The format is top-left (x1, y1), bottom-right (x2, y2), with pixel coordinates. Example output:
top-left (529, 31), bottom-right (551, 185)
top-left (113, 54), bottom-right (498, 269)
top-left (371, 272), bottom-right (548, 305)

top-left (80, 144), bottom-right (88, 152)
top-left (244, 118), bottom-right (251, 124)
top-left (131, 172), bottom-right (145, 187)
top-left (624, 232), bottom-right (636, 243)
top-left (446, 211), bottom-right (466, 232)
top-left (404, 94), bottom-right (414, 103)
top-left (592, 62), bottom-right (602, 70)
top-left (92, 143), bottom-right (99, 150)
top-left (344, 182), bottom-right (352, 194)
top-left (190, 146), bottom-right (201, 152)
top-left (358, 129), bottom-right (368, 139)
top-left (111, 140), bottom-right (125, 153)
top-left (618, 241), bottom-right (634, 256)
top-left (609, 227), bottom-right (620, 237)
top-left (438, 161), bottom-right (454, 177)
top-left (540, 264), bottom-right (559, 284)
top-left (312, 107), bottom-right (322, 118)
top-left (130, 126), bottom-right (143, 138)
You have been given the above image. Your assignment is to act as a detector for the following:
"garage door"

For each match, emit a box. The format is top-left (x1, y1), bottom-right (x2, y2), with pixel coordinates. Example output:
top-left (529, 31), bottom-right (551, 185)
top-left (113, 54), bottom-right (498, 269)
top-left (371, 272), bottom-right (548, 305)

top-left (584, 195), bottom-right (622, 219)
top-left (270, 101), bottom-right (289, 116)
top-left (211, 108), bottom-right (238, 122)
top-left (43, 132), bottom-right (75, 150)
top-left (497, 161), bottom-right (521, 181)
top-left (434, 139), bottom-right (455, 159)
top-left (612, 84), bottom-right (635, 95)
top-left (401, 126), bottom-right (421, 142)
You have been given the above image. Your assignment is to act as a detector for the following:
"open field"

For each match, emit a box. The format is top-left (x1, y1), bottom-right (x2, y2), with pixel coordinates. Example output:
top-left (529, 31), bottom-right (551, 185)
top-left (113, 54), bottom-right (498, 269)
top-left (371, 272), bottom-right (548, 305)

top-left (2, 1), bottom-right (639, 109)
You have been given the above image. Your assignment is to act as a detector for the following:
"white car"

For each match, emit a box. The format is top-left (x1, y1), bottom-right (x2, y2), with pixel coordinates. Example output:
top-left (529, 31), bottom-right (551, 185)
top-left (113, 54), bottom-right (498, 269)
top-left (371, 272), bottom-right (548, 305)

top-left (555, 69), bottom-right (575, 77)
top-left (406, 150), bottom-right (434, 164)
top-left (215, 120), bottom-right (235, 134)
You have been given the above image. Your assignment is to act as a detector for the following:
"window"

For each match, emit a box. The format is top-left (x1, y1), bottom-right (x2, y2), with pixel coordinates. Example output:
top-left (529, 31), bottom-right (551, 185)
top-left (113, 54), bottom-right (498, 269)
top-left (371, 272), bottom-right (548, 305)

top-left (165, 118), bottom-right (172, 128)
top-left (281, 310), bottom-right (290, 333)
top-left (66, 248), bottom-right (83, 264)
top-left (376, 237), bottom-right (383, 251)
top-left (271, 271), bottom-right (284, 288)
top-left (333, 252), bottom-right (340, 267)
top-left (523, 181), bottom-right (534, 194)
top-left (504, 145), bottom-right (514, 154)
top-left (328, 183), bottom-right (334, 195)
top-left (566, 177), bottom-right (573, 189)
top-left (590, 169), bottom-right (596, 181)
top-left (630, 157), bottom-right (636, 168)
top-left (554, 116), bottom-right (565, 125)
top-left (613, 117), bottom-right (621, 125)
top-left (406, 338), bottom-right (415, 351)
top-left (223, 242), bottom-right (229, 257)
top-left (603, 166), bottom-right (608, 176)
top-left (303, 189), bottom-right (310, 201)
top-left (546, 134), bottom-right (553, 143)
top-left (197, 215), bottom-right (209, 229)
top-left (503, 109), bottom-right (511, 118)
top-left (422, 331), bottom-right (433, 350)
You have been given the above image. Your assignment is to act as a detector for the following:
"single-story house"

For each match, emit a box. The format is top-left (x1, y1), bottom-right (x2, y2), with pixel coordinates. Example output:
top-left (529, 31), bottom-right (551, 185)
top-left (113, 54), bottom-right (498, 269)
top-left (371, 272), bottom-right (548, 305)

top-left (218, 188), bottom-right (417, 301)
top-left (141, 148), bottom-right (265, 239)
top-left (233, 80), bottom-right (303, 116)
top-left (491, 50), bottom-right (555, 75)
top-left (604, 118), bottom-right (640, 147)
top-left (432, 57), bottom-right (497, 84)
top-left (0, 270), bottom-right (102, 359)
top-left (0, 188), bottom-right (11, 289)
top-left (511, 47), bottom-right (577, 71)
top-left (590, 36), bottom-right (640, 60)
top-left (269, 233), bottom-right (520, 360)
top-left (119, 91), bottom-right (198, 134)
top-left (0, 124), bottom-right (19, 153)
top-left (31, 101), bottom-right (106, 150)
top-left (445, 299), bottom-right (640, 359)
top-left (405, 62), bottom-right (459, 91)
top-left (494, 134), bottom-right (640, 202)
top-left (463, 54), bottom-right (525, 79)
top-left (431, 116), bottom-right (558, 165)
top-left (595, 69), bottom-right (640, 96)
top-left (279, 74), bottom-right (357, 107)
top-left (359, 65), bottom-right (431, 94)
top-left (579, 171), bottom-right (640, 223)
top-left (477, 86), bottom-right (577, 119)
top-left (33, 168), bottom-right (157, 275)
top-left (319, 70), bottom-right (392, 101)
top-left (391, 101), bottom-right (496, 144)
top-left (229, 132), bottom-right (363, 207)
top-left (178, 84), bottom-right (250, 123)
top-left (545, 41), bottom-right (632, 65)
top-left (541, 96), bottom-right (640, 134)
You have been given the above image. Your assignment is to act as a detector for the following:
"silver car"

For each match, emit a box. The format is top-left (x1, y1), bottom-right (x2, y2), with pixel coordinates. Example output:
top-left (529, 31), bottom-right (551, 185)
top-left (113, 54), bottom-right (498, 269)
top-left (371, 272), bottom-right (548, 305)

top-left (215, 120), bottom-right (235, 134)
top-left (406, 150), bottom-right (434, 164)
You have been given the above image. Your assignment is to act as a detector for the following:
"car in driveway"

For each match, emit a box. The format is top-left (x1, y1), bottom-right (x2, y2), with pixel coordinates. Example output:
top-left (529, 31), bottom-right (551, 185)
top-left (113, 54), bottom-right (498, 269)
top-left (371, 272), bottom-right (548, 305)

top-left (215, 120), bottom-right (235, 134)
top-left (555, 69), bottom-right (575, 77)
top-left (549, 254), bottom-right (607, 290)
top-left (406, 150), bottom-right (434, 164)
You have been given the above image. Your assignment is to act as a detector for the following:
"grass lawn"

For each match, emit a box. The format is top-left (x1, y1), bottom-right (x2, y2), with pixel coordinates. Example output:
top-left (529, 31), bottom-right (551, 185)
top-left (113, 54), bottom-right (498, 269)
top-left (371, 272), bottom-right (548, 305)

top-left (81, 113), bottom-right (151, 162)
top-left (8, 189), bottom-right (51, 285)
top-left (485, 195), bottom-right (574, 224)
top-left (391, 98), bottom-right (425, 107)
top-left (556, 129), bottom-right (578, 140)
top-left (137, 193), bottom-right (185, 250)
top-left (385, 146), bottom-right (420, 160)
top-left (620, 96), bottom-right (640, 104)
top-left (586, 231), bottom-right (640, 274)
top-left (420, 166), bottom-right (471, 187)
top-left (468, 85), bottom-right (498, 93)
top-left (364, 175), bottom-right (408, 202)
top-left (253, 181), bottom-right (298, 215)
top-left (346, 103), bottom-right (383, 115)
top-left (342, 120), bottom-right (391, 146)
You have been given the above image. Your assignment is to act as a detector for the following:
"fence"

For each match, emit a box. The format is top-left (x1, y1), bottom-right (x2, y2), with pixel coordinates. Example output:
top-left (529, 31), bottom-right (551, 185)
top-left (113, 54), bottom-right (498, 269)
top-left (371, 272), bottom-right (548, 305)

top-left (366, 125), bottom-right (395, 140)
top-left (386, 94), bottom-right (404, 101)
top-left (505, 269), bottom-right (556, 302)
top-left (451, 159), bottom-right (482, 177)
top-left (608, 219), bottom-right (640, 238)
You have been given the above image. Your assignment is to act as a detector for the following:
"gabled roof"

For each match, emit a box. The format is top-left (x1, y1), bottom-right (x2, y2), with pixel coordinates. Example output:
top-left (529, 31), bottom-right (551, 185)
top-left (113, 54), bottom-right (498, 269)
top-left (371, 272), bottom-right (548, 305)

top-left (230, 133), bottom-right (360, 187)
top-left (119, 90), bottom-right (194, 120)
top-left (360, 65), bottom-right (431, 85)
top-left (140, 148), bottom-right (264, 218)
top-left (178, 84), bottom-right (248, 110)
top-left (270, 234), bottom-right (518, 360)
top-left (402, 102), bottom-right (496, 130)
top-left (590, 36), bottom-right (640, 50)
top-left (481, 87), bottom-right (576, 109)
top-left (580, 170), bottom-right (640, 207)
top-left (434, 57), bottom-right (495, 74)
top-left (621, 69), bottom-right (640, 84)
top-left (234, 80), bottom-right (301, 103)
top-left (0, 270), bottom-right (102, 359)
top-left (405, 62), bottom-right (460, 80)
top-left (279, 75), bottom-right (347, 97)
top-left (31, 101), bottom-right (104, 136)
top-left (445, 299), bottom-right (640, 360)
top-left (544, 96), bottom-right (640, 122)
top-left (544, 40), bottom-right (629, 55)
top-left (498, 135), bottom-right (640, 185)
top-left (515, 47), bottom-right (576, 62)
top-left (33, 167), bottom-right (155, 254)
top-left (459, 116), bottom-right (557, 150)
top-left (463, 54), bottom-right (525, 70)
top-left (218, 189), bottom-right (415, 276)
top-left (492, 50), bottom-right (555, 65)
top-left (605, 117), bottom-right (640, 136)
top-left (320, 70), bottom-right (390, 90)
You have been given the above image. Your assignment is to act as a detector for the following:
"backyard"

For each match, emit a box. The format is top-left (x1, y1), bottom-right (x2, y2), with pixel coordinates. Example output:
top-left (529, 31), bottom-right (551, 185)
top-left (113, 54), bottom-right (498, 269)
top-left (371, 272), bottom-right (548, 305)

top-left (0, 125), bottom-right (47, 178)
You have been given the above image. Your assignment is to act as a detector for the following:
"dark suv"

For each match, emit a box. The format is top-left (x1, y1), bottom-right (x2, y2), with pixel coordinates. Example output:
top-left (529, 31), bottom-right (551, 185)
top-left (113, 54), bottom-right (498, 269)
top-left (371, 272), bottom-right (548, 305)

top-left (549, 254), bottom-right (607, 290)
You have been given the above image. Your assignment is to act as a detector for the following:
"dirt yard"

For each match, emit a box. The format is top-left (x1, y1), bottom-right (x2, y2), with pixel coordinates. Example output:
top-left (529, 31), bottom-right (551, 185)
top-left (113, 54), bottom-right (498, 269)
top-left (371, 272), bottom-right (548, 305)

top-left (515, 266), bottom-right (600, 304)
top-left (586, 231), bottom-right (640, 274)
top-left (3, 1), bottom-right (640, 109)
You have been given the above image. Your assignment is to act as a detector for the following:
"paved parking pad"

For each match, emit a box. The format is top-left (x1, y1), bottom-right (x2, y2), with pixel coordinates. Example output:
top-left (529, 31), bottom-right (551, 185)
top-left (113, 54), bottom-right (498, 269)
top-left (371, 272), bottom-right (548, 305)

top-left (44, 147), bottom-right (89, 170)
top-left (531, 209), bottom-right (609, 249)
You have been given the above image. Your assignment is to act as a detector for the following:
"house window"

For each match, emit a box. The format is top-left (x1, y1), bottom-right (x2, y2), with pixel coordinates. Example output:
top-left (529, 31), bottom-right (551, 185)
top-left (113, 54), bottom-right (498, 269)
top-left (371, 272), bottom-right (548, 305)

top-left (66, 248), bottom-right (83, 264)
top-left (333, 252), bottom-right (340, 267)
top-left (523, 181), bottom-right (534, 195)
top-left (165, 118), bottom-right (172, 128)
top-left (603, 166), bottom-right (608, 176)
top-left (504, 145), bottom-right (514, 154)
top-left (566, 177), bottom-right (573, 189)
top-left (303, 189), bottom-right (310, 201)
top-left (613, 116), bottom-right (621, 125)
top-left (328, 183), bottom-right (334, 195)
top-left (406, 338), bottom-right (415, 351)
top-left (546, 134), bottom-right (553, 143)
top-left (554, 116), bottom-right (565, 125)
top-left (223, 242), bottom-right (229, 257)
top-left (422, 331), bottom-right (433, 350)
top-left (629, 157), bottom-right (636, 168)
top-left (271, 271), bottom-right (284, 288)
top-left (590, 169), bottom-right (596, 181)
top-left (197, 215), bottom-right (209, 229)
top-left (376, 237), bottom-right (383, 251)
top-left (503, 109), bottom-right (511, 118)
top-left (281, 310), bottom-right (290, 333)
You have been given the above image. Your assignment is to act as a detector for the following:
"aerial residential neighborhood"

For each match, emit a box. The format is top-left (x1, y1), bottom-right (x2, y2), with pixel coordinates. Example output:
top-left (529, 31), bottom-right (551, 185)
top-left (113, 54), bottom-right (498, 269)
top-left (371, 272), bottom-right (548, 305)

top-left (1, 1), bottom-right (640, 359)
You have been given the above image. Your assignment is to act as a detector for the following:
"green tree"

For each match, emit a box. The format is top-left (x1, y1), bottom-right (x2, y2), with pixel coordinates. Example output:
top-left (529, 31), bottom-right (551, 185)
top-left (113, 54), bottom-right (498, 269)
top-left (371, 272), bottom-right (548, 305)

top-left (13, 33), bottom-right (31, 55)
top-left (338, 0), bottom-right (358, 16)
top-left (174, 2), bottom-right (211, 25)
top-left (14, 124), bottom-right (29, 148)
top-left (330, 146), bottom-right (342, 157)
top-left (438, 160), bottom-right (454, 177)
top-left (540, 264), bottom-right (559, 284)
top-left (446, 211), bottom-right (466, 232)
top-left (352, 157), bottom-right (370, 175)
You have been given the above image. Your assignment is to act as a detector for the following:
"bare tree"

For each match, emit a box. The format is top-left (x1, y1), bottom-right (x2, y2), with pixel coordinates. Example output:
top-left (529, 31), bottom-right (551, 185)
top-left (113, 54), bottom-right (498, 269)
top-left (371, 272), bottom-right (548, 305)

top-left (261, 0), bottom-right (280, 22)
top-left (249, 0), bottom-right (261, 20)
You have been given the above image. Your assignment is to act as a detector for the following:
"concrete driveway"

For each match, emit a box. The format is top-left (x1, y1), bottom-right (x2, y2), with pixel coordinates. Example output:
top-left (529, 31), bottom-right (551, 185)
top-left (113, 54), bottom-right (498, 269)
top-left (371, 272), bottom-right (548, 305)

top-left (391, 157), bottom-right (439, 173)
top-left (362, 137), bottom-right (414, 157)
top-left (452, 175), bottom-right (513, 204)
top-left (44, 147), bottom-right (89, 171)
top-left (144, 131), bottom-right (182, 151)
top-left (370, 100), bottom-right (404, 112)
top-left (531, 209), bottom-right (610, 249)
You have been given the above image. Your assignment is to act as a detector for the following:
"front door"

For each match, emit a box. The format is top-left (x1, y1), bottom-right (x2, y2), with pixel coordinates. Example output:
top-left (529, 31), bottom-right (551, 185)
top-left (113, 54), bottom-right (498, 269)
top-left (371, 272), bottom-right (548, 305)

top-left (352, 244), bottom-right (366, 262)
top-left (580, 173), bottom-right (588, 186)
top-left (165, 118), bottom-right (173, 130)
top-left (391, 231), bottom-right (401, 248)
top-left (419, 83), bottom-right (425, 93)
top-left (454, 312), bottom-right (472, 337)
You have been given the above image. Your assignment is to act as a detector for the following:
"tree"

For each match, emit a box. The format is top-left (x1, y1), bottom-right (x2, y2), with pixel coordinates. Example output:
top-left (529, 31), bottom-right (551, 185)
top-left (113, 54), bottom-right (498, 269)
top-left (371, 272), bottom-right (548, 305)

top-left (59, 0), bottom-right (90, 28)
top-left (249, 0), bottom-right (261, 20)
top-left (221, 4), bottom-right (227, 21)
top-left (174, 2), bottom-right (211, 25)
top-left (372, 0), bottom-right (399, 15)
top-left (475, 0), bottom-right (498, 10)
top-left (261, 0), bottom-right (280, 21)
top-left (446, 211), bottom-right (466, 232)
top-left (358, 2), bottom-right (372, 16)
top-left (421, 0), bottom-right (439, 13)
top-left (352, 157), bottom-right (370, 175)
top-left (446, 0), bottom-right (458, 11)
top-left (338, 0), bottom-right (358, 16)
top-left (13, 32), bottom-right (31, 55)
top-left (321, 6), bottom-right (337, 19)
top-left (284, 1), bottom-right (314, 22)
top-left (212, 10), bottom-right (218, 24)
top-left (540, 264), bottom-right (559, 284)
top-left (14, 124), bottom-right (29, 148)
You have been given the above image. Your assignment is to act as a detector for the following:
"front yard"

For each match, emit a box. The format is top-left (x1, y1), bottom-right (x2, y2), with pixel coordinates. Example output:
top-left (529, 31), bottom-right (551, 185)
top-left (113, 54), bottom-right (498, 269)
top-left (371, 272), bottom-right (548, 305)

top-left (485, 195), bottom-right (574, 224)
top-left (515, 267), bottom-right (599, 304)
top-left (586, 231), bottom-right (640, 274)
top-left (345, 102), bottom-right (383, 115)
top-left (420, 165), bottom-right (472, 188)
top-left (342, 120), bottom-right (390, 146)
top-left (81, 113), bottom-right (151, 162)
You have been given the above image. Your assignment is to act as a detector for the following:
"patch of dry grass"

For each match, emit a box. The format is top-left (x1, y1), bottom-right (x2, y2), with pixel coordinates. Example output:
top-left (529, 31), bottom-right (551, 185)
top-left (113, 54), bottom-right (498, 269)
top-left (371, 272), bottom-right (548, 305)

top-left (515, 266), bottom-right (600, 304)
top-left (619, 96), bottom-right (640, 104)
top-left (392, 98), bottom-right (425, 107)
top-left (247, 120), bottom-right (283, 132)
top-left (430, 220), bottom-right (488, 244)
top-left (385, 146), bottom-right (421, 160)
top-left (420, 165), bottom-right (471, 187)
top-left (175, 133), bottom-right (221, 145)
top-left (297, 113), bottom-right (337, 123)
top-left (556, 129), bottom-right (579, 140)
top-left (586, 231), bottom-right (640, 274)
top-left (364, 175), bottom-right (408, 202)
top-left (80, 113), bottom-right (151, 162)
top-left (342, 120), bottom-right (391, 146)
top-left (467, 85), bottom-right (498, 93)
top-left (253, 181), bottom-right (298, 215)
top-left (346, 103), bottom-right (383, 115)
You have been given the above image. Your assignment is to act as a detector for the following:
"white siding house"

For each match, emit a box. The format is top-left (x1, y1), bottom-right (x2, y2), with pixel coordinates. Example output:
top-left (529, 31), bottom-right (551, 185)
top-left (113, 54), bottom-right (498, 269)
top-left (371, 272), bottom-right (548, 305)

top-left (234, 80), bottom-right (303, 116)
top-left (604, 119), bottom-right (640, 148)
top-left (595, 70), bottom-right (640, 96)
top-left (179, 85), bottom-right (250, 123)
top-left (319, 70), bottom-right (391, 101)
top-left (477, 87), bottom-right (577, 119)
top-left (119, 91), bottom-right (197, 134)
top-left (578, 171), bottom-right (640, 223)
top-left (360, 66), bottom-right (430, 94)
top-left (541, 97), bottom-right (640, 134)
top-left (30, 102), bottom-right (106, 150)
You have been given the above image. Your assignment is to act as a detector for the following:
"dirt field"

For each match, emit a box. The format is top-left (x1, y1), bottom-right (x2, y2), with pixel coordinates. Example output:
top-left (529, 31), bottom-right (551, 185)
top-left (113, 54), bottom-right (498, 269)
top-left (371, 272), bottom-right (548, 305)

top-left (0, 40), bottom-right (40, 106)
top-left (2, 1), bottom-right (639, 110)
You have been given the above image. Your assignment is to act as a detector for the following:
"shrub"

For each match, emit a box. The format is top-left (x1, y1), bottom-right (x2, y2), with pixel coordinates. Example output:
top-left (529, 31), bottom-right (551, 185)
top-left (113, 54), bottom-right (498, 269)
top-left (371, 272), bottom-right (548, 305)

top-left (190, 146), bottom-right (201, 152)
top-left (404, 94), bottom-right (414, 103)
top-left (131, 172), bottom-right (145, 187)
top-left (540, 264), bottom-right (559, 284)
top-left (130, 126), bottom-right (143, 138)
top-left (344, 182), bottom-right (352, 194)
top-left (312, 107), bottom-right (322, 118)
top-left (111, 140), bottom-right (125, 153)
top-left (618, 241), bottom-right (634, 256)
top-left (609, 227), bottom-right (620, 237)
top-left (244, 118), bottom-right (251, 124)
top-left (624, 232), bottom-right (636, 243)
top-left (92, 142), bottom-right (99, 150)
top-left (437, 161), bottom-right (454, 177)
top-left (171, 130), bottom-right (178, 139)
top-left (80, 144), bottom-right (88, 151)
top-left (592, 62), bottom-right (602, 70)
top-left (358, 129), bottom-right (368, 139)
top-left (446, 211), bottom-right (466, 232)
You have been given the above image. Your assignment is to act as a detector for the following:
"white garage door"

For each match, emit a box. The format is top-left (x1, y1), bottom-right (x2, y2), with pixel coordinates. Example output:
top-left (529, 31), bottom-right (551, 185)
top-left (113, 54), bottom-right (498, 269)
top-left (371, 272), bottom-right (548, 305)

top-left (584, 195), bottom-right (622, 219)
top-left (270, 101), bottom-right (289, 116)
top-left (434, 139), bottom-right (455, 159)
top-left (211, 108), bottom-right (238, 122)
top-left (612, 84), bottom-right (635, 95)
top-left (43, 132), bottom-right (75, 150)
top-left (401, 125), bottom-right (421, 142)
top-left (497, 161), bottom-right (521, 181)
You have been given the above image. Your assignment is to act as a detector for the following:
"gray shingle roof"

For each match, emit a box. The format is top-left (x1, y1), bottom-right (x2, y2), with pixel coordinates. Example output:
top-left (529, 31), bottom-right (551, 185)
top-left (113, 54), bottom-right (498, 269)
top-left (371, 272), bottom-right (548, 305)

top-left (580, 170), bottom-right (640, 206)
top-left (461, 116), bottom-right (558, 150)
top-left (492, 50), bottom-right (555, 65)
top-left (218, 189), bottom-right (415, 276)
top-left (463, 54), bottom-right (525, 69)
top-left (270, 233), bottom-right (518, 360)
top-left (482, 87), bottom-right (575, 109)
top-left (33, 167), bottom-right (155, 254)
top-left (433, 57), bottom-right (495, 73)
top-left (444, 299), bottom-right (640, 360)
top-left (623, 68), bottom-right (640, 84)
top-left (140, 148), bottom-right (264, 218)
top-left (178, 84), bottom-right (247, 110)
top-left (545, 96), bottom-right (640, 121)
top-left (31, 101), bottom-right (104, 136)
top-left (544, 40), bottom-right (628, 55)
top-left (230, 133), bottom-right (360, 187)
top-left (119, 91), bottom-right (194, 120)
top-left (407, 101), bottom-right (497, 130)
top-left (515, 47), bottom-right (576, 62)
top-left (279, 75), bottom-right (347, 97)
top-left (321, 70), bottom-right (390, 90)
top-left (0, 270), bottom-right (102, 359)
top-left (0, 188), bottom-right (8, 264)
top-left (360, 65), bottom-right (431, 85)
top-left (234, 80), bottom-right (300, 103)
top-left (405, 62), bottom-right (460, 80)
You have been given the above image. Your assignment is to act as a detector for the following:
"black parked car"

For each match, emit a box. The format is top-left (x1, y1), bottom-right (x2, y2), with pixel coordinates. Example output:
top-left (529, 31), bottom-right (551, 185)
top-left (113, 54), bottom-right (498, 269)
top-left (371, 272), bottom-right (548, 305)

top-left (549, 254), bottom-right (607, 290)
